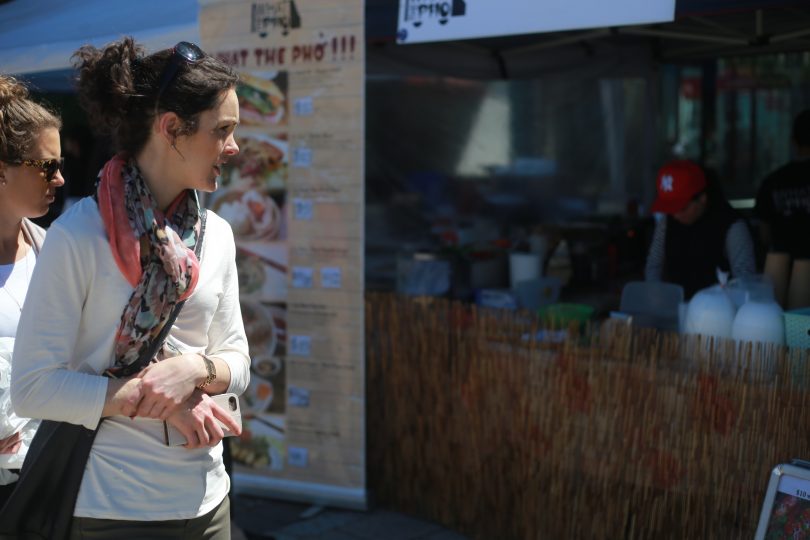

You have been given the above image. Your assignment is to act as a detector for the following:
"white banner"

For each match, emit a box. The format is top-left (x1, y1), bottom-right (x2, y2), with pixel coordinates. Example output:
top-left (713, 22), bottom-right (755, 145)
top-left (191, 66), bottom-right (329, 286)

top-left (200, 0), bottom-right (366, 510)
top-left (396, 0), bottom-right (676, 44)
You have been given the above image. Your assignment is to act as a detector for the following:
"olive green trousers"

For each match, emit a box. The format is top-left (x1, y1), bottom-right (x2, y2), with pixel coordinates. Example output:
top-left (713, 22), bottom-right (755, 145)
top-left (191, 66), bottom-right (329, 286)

top-left (69, 495), bottom-right (230, 540)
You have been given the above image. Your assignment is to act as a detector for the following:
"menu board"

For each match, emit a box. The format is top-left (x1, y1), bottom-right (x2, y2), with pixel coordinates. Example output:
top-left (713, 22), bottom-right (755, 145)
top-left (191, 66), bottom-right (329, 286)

top-left (199, 0), bottom-right (366, 508)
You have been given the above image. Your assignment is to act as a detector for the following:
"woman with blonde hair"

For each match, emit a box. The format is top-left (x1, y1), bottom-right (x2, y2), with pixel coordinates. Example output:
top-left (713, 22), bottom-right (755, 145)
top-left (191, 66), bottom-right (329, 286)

top-left (0, 74), bottom-right (64, 509)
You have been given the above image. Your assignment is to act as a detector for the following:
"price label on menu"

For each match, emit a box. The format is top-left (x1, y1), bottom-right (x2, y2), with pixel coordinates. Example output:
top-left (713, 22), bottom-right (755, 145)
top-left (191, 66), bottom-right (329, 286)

top-left (321, 267), bottom-right (342, 289)
top-left (293, 198), bottom-right (314, 221)
top-left (291, 267), bottom-right (314, 288)
top-left (289, 335), bottom-right (312, 357)
top-left (292, 146), bottom-right (313, 168)
top-left (288, 446), bottom-right (309, 468)
top-left (288, 386), bottom-right (311, 407)
top-left (779, 475), bottom-right (810, 502)
top-left (293, 96), bottom-right (314, 117)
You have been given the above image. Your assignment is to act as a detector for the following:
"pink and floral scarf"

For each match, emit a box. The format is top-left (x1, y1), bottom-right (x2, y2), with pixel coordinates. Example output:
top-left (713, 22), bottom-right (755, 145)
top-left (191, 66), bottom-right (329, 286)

top-left (96, 155), bottom-right (202, 376)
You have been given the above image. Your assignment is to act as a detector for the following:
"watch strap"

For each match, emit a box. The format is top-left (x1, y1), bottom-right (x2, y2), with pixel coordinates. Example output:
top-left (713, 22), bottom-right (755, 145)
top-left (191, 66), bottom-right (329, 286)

top-left (197, 354), bottom-right (216, 389)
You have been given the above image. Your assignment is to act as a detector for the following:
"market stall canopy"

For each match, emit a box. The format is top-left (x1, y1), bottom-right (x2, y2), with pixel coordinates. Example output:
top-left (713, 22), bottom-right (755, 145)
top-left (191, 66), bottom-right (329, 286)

top-left (0, 0), bottom-right (199, 76)
top-left (394, 0), bottom-right (676, 45)
top-left (2, 0), bottom-right (809, 84)
top-left (367, 0), bottom-right (810, 79)
top-left (677, 0), bottom-right (803, 13)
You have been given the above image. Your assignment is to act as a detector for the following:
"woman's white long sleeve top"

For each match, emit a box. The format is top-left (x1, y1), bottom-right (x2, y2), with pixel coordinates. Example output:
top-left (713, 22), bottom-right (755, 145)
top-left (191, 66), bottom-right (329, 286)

top-left (11, 197), bottom-right (250, 520)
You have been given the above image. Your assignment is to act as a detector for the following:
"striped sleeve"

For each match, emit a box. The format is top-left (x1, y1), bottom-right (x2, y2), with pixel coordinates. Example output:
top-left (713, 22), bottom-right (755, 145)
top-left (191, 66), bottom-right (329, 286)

top-left (644, 215), bottom-right (666, 281)
top-left (725, 219), bottom-right (756, 279)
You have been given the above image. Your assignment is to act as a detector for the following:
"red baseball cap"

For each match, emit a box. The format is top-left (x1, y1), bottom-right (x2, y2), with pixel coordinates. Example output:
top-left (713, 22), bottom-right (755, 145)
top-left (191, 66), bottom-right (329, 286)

top-left (650, 160), bottom-right (707, 214)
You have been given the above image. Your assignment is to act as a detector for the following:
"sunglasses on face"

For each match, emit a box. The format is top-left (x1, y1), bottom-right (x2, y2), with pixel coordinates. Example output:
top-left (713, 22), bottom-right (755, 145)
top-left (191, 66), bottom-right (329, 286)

top-left (8, 157), bottom-right (65, 182)
top-left (155, 41), bottom-right (205, 109)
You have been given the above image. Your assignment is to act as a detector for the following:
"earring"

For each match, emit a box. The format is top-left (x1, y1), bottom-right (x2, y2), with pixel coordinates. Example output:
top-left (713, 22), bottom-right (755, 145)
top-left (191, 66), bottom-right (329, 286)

top-left (170, 138), bottom-right (186, 161)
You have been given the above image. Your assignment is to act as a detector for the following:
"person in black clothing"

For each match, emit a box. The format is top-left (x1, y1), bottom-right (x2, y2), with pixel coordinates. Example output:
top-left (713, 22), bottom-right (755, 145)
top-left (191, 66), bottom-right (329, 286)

top-left (755, 109), bottom-right (810, 260)
top-left (645, 160), bottom-right (756, 299)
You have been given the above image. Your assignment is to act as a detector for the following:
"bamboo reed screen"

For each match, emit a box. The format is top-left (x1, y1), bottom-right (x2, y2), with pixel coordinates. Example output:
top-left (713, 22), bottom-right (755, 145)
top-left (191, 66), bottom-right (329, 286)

top-left (366, 293), bottom-right (810, 539)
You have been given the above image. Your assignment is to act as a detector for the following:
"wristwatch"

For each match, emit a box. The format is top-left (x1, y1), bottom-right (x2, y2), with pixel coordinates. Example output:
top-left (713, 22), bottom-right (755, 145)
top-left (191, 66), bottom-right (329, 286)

top-left (197, 354), bottom-right (217, 389)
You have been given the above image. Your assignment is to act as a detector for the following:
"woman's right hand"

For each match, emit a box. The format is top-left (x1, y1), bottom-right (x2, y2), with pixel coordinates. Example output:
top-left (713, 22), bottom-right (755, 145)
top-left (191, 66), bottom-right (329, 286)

top-left (165, 390), bottom-right (241, 449)
top-left (134, 354), bottom-right (208, 420)
top-left (102, 377), bottom-right (144, 418)
top-left (0, 431), bottom-right (21, 454)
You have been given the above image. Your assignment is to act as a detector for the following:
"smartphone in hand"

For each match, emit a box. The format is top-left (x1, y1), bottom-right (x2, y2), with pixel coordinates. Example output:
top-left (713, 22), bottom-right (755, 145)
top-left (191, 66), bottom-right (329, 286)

top-left (163, 393), bottom-right (242, 446)
top-left (755, 460), bottom-right (810, 539)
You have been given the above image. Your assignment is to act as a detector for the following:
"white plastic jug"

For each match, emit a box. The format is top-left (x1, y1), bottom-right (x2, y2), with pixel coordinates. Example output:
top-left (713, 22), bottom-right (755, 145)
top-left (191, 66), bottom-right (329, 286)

top-left (731, 299), bottom-right (785, 346)
top-left (726, 275), bottom-right (775, 309)
top-left (684, 285), bottom-right (737, 339)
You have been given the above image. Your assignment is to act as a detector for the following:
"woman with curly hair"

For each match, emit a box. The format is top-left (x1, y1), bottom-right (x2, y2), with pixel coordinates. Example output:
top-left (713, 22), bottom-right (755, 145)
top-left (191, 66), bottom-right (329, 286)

top-left (8, 37), bottom-right (249, 539)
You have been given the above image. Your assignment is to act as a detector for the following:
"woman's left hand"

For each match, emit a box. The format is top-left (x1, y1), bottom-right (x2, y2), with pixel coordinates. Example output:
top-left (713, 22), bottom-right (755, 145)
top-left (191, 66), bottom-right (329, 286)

top-left (0, 431), bottom-right (21, 455)
top-left (134, 354), bottom-right (206, 419)
top-left (165, 390), bottom-right (242, 449)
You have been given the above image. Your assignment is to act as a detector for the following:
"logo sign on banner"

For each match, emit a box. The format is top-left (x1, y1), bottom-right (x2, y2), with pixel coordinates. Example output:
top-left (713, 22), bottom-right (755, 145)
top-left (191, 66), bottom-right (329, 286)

top-left (251, 0), bottom-right (302, 37)
top-left (396, 0), bottom-right (676, 44)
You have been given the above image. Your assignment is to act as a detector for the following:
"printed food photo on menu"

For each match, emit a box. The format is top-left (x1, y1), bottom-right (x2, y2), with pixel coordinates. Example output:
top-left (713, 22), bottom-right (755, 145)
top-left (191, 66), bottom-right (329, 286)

top-left (231, 415), bottom-right (286, 472)
top-left (232, 299), bottom-right (288, 472)
top-left (213, 188), bottom-right (286, 242)
top-left (236, 71), bottom-right (288, 127)
top-left (234, 246), bottom-right (276, 291)
top-left (235, 244), bottom-right (287, 303)
top-left (222, 133), bottom-right (288, 191)
top-left (239, 301), bottom-right (287, 413)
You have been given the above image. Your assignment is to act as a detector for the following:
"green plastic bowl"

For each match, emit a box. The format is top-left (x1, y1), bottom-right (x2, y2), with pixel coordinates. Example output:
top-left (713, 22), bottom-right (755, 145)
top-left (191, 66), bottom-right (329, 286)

top-left (537, 303), bottom-right (595, 325)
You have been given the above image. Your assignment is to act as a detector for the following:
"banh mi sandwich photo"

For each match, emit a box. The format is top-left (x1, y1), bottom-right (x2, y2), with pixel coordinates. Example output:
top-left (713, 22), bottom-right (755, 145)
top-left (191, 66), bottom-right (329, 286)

top-left (237, 72), bottom-right (287, 126)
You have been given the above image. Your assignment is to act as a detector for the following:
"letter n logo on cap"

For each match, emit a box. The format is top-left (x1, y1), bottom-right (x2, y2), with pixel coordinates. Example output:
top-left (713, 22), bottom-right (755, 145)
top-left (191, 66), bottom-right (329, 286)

top-left (661, 174), bottom-right (674, 192)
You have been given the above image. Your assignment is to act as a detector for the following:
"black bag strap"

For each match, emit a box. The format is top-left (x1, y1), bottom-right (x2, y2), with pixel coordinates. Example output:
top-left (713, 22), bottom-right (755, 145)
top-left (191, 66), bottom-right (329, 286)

top-left (105, 208), bottom-right (208, 378)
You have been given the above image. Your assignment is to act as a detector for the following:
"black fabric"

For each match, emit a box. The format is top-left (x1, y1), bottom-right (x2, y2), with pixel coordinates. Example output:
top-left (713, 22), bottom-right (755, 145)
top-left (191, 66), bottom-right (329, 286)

top-left (0, 421), bottom-right (99, 540)
top-left (0, 206), bottom-right (207, 540)
top-left (755, 159), bottom-right (810, 259)
top-left (663, 204), bottom-right (738, 299)
top-left (0, 473), bottom-right (18, 513)
top-left (222, 438), bottom-right (235, 518)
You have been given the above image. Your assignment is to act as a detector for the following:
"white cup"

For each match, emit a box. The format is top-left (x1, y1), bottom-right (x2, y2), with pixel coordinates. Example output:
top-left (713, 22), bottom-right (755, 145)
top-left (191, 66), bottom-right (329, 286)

top-left (510, 252), bottom-right (541, 289)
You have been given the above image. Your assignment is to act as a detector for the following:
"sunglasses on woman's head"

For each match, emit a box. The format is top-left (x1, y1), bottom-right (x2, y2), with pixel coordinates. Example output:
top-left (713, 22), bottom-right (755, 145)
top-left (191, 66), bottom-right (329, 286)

top-left (8, 157), bottom-right (64, 182)
top-left (155, 41), bottom-right (205, 109)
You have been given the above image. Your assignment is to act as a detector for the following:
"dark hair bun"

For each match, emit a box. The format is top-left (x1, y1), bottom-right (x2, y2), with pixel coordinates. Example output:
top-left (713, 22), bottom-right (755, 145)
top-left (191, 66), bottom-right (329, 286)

top-left (73, 37), bottom-right (144, 136)
top-left (72, 36), bottom-right (237, 155)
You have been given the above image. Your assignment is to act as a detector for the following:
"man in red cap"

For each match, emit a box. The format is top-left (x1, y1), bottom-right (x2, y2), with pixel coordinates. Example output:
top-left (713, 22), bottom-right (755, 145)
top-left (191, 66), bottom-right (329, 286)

top-left (645, 160), bottom-right (755, 298)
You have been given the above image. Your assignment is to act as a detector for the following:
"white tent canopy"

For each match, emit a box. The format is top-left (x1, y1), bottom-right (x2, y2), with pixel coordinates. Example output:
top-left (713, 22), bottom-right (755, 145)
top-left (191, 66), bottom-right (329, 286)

top-left (0, 0), bottom-right (199, 76)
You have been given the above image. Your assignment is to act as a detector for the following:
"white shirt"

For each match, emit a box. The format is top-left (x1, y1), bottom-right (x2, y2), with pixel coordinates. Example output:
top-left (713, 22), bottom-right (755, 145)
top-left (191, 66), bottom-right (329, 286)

top-left (0, 221), bottom-right (44, 485)
top-left (11, 197), bottom-right (250, 521)
top-left (0, 248), bottom-right (36, 338)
